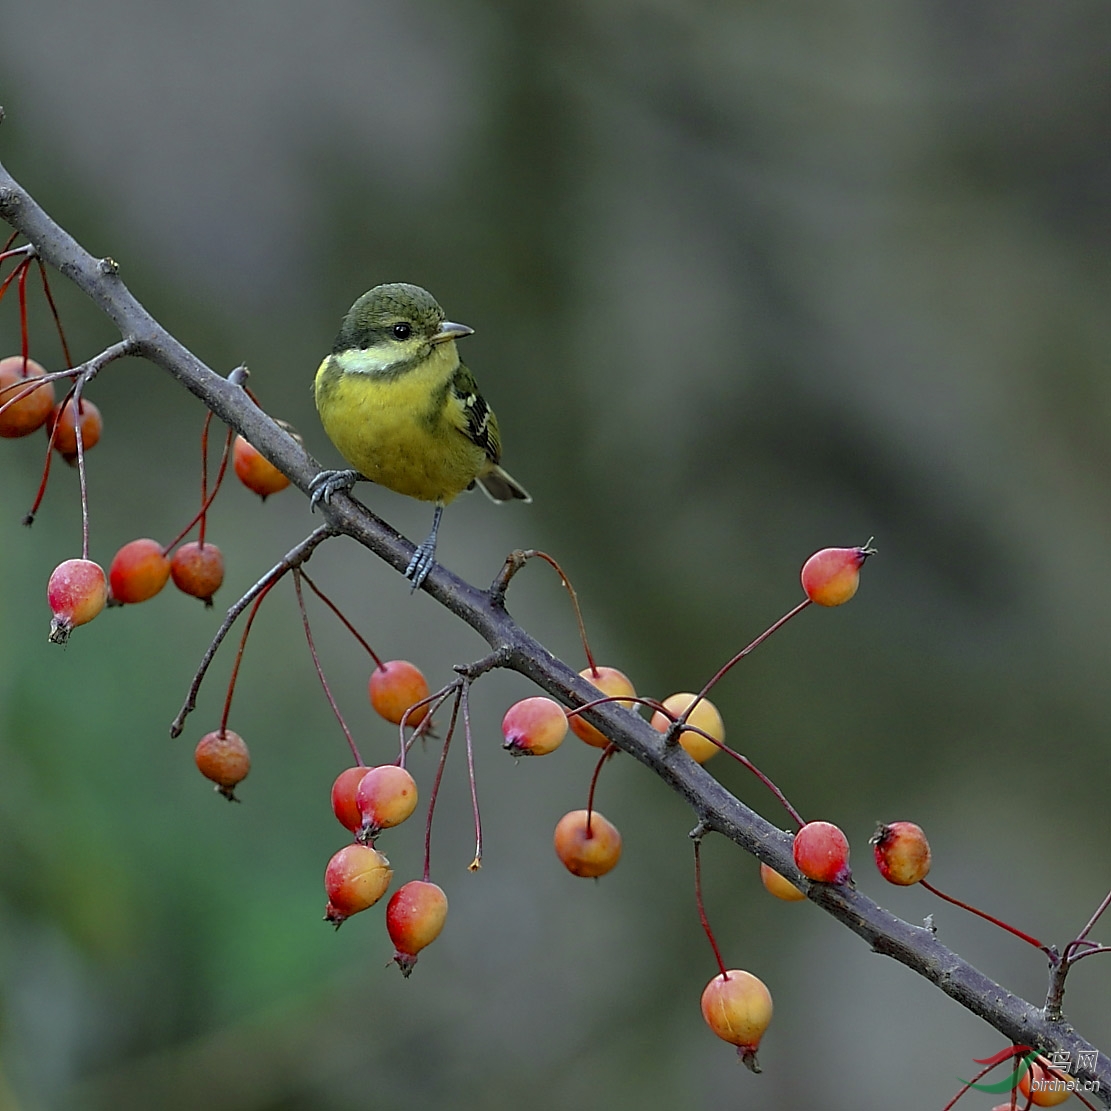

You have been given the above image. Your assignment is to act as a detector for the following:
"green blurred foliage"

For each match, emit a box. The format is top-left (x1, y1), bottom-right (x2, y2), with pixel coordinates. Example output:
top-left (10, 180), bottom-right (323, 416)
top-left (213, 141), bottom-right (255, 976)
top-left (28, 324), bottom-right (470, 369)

top-left (2, 1), bottom-right (1111, 1108)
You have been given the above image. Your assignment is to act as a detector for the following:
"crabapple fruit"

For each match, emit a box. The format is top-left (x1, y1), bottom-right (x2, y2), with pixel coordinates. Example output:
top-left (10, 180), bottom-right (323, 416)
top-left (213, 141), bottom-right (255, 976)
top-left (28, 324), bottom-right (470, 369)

top-left (355, 765), bottom-right (418, 840)
top-left (194, 729), bottom-right (250, 800)
top-left (0, 356), bottom-right (54, 438)
top-left (109, 538), bottom-right (171, 604)
top-left (792, 820), bottom-right (851, 884)
top-left (48, 397), bottom-right (102, 460)
top-left (650, 693), bottom-right (725, 763)
top-left (759, 862), bottom-right (806, 902)
top-left (387, 880), bottom-right (448, 976)
top-left (170, 541), bottom-right (225, 605)
top-left (502, 696), bottom-right (568, 756)
top-left (800, 545), bottom-right (874, 606)
top-left (369, 660), bottom-right (431, 727)
top-left (324, 844), bottom-right (392, 926)
top-left (871, 821), bottom-right (931, 886)
top-left (700, 969), bottom-right (773, 1072)
top-left (553, 809), bottom-right (622, 877)
top-left (47, 558), bottom-right (108, 644)
top-left (569, 666), bottom-right (636, 748)
top-left (233, 434), bottom-right (290, 498)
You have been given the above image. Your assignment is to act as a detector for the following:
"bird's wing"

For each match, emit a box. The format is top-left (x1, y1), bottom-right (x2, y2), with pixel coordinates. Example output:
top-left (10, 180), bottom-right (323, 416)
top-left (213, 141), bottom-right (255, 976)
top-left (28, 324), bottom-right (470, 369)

top-left (448, 363), bottom-right (502, 464)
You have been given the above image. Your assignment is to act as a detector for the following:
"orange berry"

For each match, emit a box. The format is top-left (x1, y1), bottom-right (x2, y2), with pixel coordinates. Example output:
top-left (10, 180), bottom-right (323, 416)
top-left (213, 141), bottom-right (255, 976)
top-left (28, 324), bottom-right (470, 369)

top-left (871, 821), bottom-right (931, 885)
top-left (109, 538), bottom-right (172, 604)
top-left (800, 544), bottom-right (874, 606)
top-left (324, 844), bottom-right (392, 926)
top-left (47, 557), bottom-right (108, 644)
top-left (1018, 1056), bottom-right (1074, 1106)
top-left (553, 809), bottom-right (622, 877)
top-left (387, 880), bottom-right (449, 976)
top-left (650, 693), bottom-right (725, 763)
top-left (759, 862), bottom-right (806, 902)
top-left (700, 970), bottom-right (773, 1072)
top-left (569, 665), bottom-right (636, 748)
top-left (502, 696), bottom-right (568, 756)
top-left (793, 820), bottom-right (851, 884)
top-left (330, 765), bottom-right (370, 833)
top-left (48, 397), bottom-right (102, 459)
top-left (233, 434), bottom-right (290, 498)
top-left (355, 765), bottom-right (418, 840)
top-left (0, 356), bottom-right (54, 438)
top-left (369, 660), bottom-right (431, 726)
top-left (194, 729), bottom-right (250, 800)
top-left (170, 541), bottom-right (225, 606)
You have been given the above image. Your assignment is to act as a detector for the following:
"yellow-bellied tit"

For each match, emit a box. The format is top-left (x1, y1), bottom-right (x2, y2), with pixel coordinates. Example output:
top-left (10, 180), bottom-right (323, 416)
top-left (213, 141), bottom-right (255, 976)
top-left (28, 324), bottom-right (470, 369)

top-left (309, 283), bottom-right (530, 588)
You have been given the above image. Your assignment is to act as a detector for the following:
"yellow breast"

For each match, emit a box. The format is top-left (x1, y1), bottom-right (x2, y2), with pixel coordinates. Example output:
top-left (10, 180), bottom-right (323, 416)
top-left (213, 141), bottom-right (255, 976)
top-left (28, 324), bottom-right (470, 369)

top-left (314, 346), bottom-right (485, 504)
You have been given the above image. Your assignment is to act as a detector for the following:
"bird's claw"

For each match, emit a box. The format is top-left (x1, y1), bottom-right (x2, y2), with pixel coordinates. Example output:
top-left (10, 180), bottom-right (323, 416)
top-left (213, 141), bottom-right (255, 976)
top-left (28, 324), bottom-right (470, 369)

top-left (404, 541), bottom-right (437, 591)
top-left (309, 468), bottom-right (361, 511)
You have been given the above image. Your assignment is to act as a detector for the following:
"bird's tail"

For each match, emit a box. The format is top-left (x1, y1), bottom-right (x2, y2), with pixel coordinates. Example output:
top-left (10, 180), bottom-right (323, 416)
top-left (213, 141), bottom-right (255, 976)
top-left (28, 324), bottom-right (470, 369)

top-left (476, 464), bottom-right (531, 504)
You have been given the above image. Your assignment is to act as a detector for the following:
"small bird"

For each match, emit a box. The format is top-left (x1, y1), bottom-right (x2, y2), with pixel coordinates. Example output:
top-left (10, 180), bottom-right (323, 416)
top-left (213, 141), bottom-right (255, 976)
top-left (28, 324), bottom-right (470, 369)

top-left (310, 283), bottom-right (530, 588)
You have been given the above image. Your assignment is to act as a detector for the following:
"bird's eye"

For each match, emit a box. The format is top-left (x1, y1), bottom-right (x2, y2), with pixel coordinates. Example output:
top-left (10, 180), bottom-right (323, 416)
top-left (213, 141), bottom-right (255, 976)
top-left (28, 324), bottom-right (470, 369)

top-left (392, 323), bottom-right (412, 340)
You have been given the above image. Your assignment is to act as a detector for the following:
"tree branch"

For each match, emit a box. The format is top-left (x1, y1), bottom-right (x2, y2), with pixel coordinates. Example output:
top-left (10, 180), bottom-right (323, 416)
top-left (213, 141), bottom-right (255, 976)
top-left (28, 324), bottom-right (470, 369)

top-left (3, 149), bottom-right (1108, 1103)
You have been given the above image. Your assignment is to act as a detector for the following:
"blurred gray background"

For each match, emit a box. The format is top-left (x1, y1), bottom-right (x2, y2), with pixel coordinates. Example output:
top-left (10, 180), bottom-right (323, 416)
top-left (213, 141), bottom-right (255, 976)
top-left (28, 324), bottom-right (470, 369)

top-left (2, 1), bottom-right (1110, 1108)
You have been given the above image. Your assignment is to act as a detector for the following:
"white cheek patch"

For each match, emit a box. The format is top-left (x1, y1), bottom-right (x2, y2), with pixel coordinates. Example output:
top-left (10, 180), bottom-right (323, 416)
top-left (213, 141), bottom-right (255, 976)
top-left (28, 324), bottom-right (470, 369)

top-left (341, 347), bottom-right (403, 376)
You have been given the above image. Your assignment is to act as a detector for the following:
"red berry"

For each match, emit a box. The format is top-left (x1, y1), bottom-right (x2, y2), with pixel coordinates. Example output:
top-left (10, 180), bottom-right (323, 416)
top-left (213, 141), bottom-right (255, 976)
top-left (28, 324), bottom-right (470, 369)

top-left (369, 660), bottom-right (431, 726)
top-left (170, 541), bottom-right (225, 605)
top-left (553, 809), bottom-right (622, 877)
top-left (330, 765), bottom-right (370, 833)
top-left (387, 880), bottom-right (448, 975)
top-left (650, 693), bottom-right (725, 763)
top-left (700, 970), bottom-right (773, 1072)
top-left (0, 356), bottom-right (54, 438)
top-left (194, 729), bottom-right (250, 800)
top-left (569, 666), bottom-right (636, 749)
top-left (233, 434), bottom-right (290, 498)
top-left (109, 538), bottom-right (172, 604)
top-left (355, 765), bottom-right (418, 840)
top-left (324, 844), bottom-right (392, 926)
top-left (48, 397), bottom-right (102, 460)
top-left (871, 821), bottom-right (931, 886)
top-left (792, 820), bottom-right (851, 884)
top-left (47, 558), bottom-right (108, 644)
top-left (801, 544), bottom-right (874, 606)
top-left (1018, 1056), bottom-right (1073, 1107)
top-left (759, 862), bottom-right (806, 902)
top-left (502, 696), bottom-right (568, 756)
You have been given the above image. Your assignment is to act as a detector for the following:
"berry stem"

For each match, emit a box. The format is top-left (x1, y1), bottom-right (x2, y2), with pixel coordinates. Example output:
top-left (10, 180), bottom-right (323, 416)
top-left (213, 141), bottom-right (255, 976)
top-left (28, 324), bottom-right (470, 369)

top-left (219, 577), bottom-right (275, 734)
top-left (23, 380), bottom-right (70, 526)
top-left (292, 569), bottom-right (363, 766)
top-left (920, 880), bottom-right (1050, 954)
top-left (585, 744), bottom-right (618, 837)
top-left (162, 422), bottom-right (233, 554)
top-left (71, 374), bottom-right (92, 560)
top-left (299, 571), bottom-right (385, 670)
top-left (423, 687), bottom-right (461, 882)
top-left (170, 525), bottom-right (336, 737)
top-left (17, 257), bottom-right (29, 364)
top-left (693, 836), bottom-right (729, 979)
top-left (460, 681), bottom-right (483, 871)
top-left (678, 599), bottom-right (811, 729)
top-left (36, 258), bottom-right (73, 369)
top-left (487, 548), bottom-right (597, 672)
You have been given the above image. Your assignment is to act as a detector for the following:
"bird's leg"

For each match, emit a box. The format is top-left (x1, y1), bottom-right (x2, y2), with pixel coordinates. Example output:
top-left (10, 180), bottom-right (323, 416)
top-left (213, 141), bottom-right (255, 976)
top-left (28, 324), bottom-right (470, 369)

top-left (405, 503), bottom-right (444, 590)
top-left (309, 468), bottom-right (363, 510)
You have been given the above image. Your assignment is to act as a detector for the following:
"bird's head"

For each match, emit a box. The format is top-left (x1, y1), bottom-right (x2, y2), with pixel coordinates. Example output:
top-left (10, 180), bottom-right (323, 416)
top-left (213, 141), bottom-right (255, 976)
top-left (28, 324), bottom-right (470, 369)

top-left (332, 283), bottom-right (473, 376)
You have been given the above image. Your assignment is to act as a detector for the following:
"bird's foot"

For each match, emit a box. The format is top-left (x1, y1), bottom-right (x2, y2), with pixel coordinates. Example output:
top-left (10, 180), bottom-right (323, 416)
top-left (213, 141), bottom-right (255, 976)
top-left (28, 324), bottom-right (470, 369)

top-left (309, 468), bottom-right (361, 510)
top-left (404, 538), bottom-right (437, 591)
top-left (404, 504), bottom-right (443, 592)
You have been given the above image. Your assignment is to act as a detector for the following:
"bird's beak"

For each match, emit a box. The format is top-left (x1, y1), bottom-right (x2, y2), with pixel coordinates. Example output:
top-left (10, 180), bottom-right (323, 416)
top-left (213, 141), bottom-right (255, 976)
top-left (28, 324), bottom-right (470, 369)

top-left (431, 321), bottom-right (474, 344)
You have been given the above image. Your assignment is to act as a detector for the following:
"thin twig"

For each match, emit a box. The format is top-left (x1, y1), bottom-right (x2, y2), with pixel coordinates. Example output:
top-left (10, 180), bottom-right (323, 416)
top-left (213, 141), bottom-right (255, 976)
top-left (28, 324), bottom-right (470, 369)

top-left (170, 526), bottom-right (335, 736)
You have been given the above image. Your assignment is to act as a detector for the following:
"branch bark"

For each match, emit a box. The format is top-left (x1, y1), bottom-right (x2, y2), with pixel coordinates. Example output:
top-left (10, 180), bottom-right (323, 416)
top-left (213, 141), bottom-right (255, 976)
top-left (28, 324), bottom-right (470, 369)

top-left (2, 149), bottom-right (1108, 1103)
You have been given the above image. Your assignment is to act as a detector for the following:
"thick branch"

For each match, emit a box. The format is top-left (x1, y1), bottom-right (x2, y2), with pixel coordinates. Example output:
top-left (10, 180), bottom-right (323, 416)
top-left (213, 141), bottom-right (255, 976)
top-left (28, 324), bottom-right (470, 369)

top-left (3, 153), bottom-right (1108, 1102)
